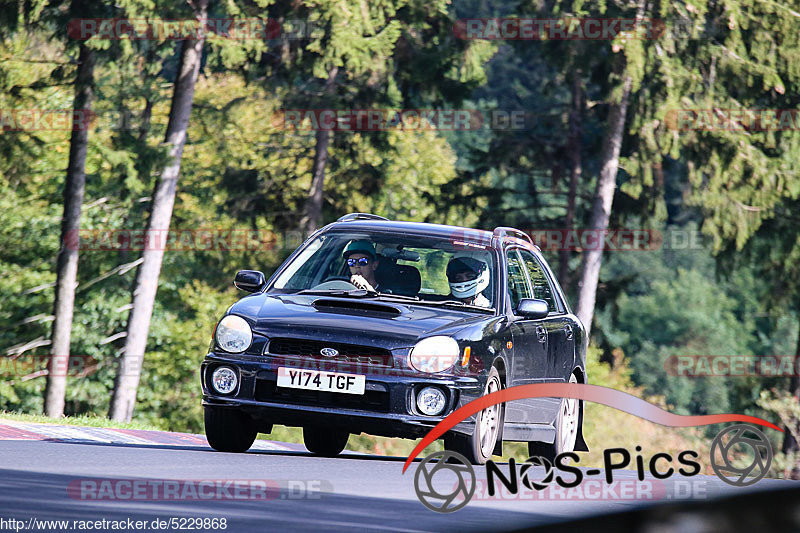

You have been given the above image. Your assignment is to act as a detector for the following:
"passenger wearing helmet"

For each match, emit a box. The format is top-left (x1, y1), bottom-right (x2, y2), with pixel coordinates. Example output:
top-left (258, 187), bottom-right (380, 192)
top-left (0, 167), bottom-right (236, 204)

top-left (342, 240), bottom-right (381, 292)
top-left (446, 256), bottom-right (491, 307)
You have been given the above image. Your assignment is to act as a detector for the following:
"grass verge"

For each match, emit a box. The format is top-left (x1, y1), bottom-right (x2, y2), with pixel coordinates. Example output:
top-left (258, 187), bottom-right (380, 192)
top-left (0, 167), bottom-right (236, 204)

top-left (0, 411), bottom-right (161, 431)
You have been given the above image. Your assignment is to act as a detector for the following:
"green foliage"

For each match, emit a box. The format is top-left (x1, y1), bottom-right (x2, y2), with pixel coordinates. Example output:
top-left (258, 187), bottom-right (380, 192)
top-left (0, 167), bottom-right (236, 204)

top-left (614, 267), bottom-right (748, 414)
top-left (593, 222), bottom-right (796, 429)
top-left (758, 388), bottom-right (800, 478)
top-left (132, 281), bottom-right (236, 432)
top-left (626, 0), bottom-right (800, 251)
top-left (0, 411), bottom-right (161, 430)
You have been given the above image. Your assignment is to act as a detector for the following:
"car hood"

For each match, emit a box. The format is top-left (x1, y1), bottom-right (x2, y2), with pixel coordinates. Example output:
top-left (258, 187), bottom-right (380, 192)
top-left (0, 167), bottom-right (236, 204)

top-left (229, 292), bottom-right (499, 348)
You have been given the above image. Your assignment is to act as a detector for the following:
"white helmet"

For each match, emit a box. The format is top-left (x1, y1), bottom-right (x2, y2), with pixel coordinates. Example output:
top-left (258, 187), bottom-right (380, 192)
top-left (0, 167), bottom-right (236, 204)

top-left (447, 256), bottom-right (489, 298)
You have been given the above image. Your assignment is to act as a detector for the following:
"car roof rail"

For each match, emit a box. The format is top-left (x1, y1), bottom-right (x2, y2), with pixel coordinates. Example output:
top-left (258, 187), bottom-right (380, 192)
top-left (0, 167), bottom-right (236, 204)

top-left (337, 213), bottom-right (389, 222)
top-left (493, 226), bottom-right (540, 250)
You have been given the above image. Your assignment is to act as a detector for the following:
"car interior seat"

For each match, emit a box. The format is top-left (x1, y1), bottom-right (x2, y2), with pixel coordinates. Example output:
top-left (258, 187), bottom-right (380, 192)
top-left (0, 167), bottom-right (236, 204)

top-left (390, 264), bottom-right (422, 296)
top-left (375, 258), bottom-right (421, 297)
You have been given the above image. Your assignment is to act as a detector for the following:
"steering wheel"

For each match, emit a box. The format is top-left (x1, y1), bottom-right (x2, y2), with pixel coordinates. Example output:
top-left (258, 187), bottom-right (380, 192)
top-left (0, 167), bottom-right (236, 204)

top-left (322, 276), bottom-right (352, 283)
top-left (311, 277), bottom-right (358, 290)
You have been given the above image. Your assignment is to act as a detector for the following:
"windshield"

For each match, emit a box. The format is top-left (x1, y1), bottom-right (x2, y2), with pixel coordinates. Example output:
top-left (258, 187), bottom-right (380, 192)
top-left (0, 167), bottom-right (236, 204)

top-left (269, 231), bottom-right (497, 311)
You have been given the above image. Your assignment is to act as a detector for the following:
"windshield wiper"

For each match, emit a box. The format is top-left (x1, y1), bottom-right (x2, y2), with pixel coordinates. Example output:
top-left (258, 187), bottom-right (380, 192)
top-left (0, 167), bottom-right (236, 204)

top-left (414, 299), bottom-right (494, 311)
top-left (297, 288), bottom-right (420, 301)
top-left (294, 290), bottom-right (489, 311)
top-left (296, 289), bottom-right (360, 297)
top-left (371, 292), bottom-right (420, 301)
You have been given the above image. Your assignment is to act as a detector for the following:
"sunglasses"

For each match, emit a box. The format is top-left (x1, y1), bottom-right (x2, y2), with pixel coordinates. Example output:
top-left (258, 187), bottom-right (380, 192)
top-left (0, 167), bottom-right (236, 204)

top-left (346, 257), bottom-right (372, 267)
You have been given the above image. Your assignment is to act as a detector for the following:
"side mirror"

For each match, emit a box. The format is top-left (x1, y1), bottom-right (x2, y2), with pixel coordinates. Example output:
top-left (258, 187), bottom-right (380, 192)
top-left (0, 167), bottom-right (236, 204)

top-left (517, 298), bottom-right (549, 319)
top-left (234, 270), bottom-right (266, 293)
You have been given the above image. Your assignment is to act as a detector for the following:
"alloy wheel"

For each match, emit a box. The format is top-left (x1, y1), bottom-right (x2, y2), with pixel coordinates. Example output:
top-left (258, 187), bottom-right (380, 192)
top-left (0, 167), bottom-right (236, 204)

top-left (558, 373), bottom-right (580, 453)
top-left (478, 375), bottom-right (501, 458)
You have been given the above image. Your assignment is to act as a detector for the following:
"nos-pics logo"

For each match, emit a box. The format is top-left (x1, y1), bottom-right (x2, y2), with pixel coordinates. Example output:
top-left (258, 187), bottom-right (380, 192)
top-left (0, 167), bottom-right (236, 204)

top-left (413, 424), bottom-right (773, 513)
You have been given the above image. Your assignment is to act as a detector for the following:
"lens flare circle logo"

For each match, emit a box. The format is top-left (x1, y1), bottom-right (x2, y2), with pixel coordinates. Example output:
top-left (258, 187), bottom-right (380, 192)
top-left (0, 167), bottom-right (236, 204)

top-left (413, 451), bottom-right (476, 513)
top-left (710, 424), bottom-right (772, 486)
top-left (520, 456), bottom-right (554, 490)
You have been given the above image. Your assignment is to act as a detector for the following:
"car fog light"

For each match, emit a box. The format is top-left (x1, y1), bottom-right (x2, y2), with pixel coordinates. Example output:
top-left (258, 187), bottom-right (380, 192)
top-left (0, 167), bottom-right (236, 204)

top-left (417, 387), bottom-right (447, 416)
top-left (211, 366), bottom-right (238, 394)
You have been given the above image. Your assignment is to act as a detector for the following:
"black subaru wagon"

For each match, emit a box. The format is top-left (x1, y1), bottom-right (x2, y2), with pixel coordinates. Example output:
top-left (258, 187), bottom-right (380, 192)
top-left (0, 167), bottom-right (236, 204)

top-left (201, 213), bottom-right (588, 463)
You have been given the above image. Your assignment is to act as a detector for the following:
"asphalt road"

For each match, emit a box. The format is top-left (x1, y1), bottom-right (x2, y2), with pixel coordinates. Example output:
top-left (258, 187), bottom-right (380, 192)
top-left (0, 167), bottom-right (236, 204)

top-left (0, 423), bottom-right (796, 532)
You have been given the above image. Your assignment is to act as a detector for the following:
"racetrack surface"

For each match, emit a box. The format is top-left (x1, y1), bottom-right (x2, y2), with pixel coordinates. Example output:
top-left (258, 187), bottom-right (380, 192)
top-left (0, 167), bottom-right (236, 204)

top-left (0, 420), bottom-right (795, 532)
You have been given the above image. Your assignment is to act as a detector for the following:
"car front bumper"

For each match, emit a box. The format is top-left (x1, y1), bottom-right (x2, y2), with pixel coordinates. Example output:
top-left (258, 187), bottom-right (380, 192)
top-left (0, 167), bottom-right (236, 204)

top-left (200, 352), bottom-right (484, 438)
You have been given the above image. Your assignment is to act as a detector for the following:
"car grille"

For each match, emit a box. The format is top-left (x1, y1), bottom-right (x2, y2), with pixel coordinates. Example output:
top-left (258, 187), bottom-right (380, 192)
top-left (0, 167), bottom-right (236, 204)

top-left (266, 337), bottom-right (393, 367)
top-left (254, 380), bottom-right (390, 413)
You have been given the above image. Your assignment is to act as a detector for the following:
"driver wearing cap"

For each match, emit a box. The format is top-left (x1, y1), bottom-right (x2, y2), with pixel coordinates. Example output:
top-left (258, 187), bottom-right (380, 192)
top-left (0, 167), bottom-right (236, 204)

top-left (446, 256), bottom-right (491, 307)
top-left (342, 240), bottom-right (382, 292)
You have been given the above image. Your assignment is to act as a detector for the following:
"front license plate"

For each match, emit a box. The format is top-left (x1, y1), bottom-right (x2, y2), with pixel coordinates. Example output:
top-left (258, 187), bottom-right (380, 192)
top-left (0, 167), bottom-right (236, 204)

top-left (276, 367), bottom-right (365, 395)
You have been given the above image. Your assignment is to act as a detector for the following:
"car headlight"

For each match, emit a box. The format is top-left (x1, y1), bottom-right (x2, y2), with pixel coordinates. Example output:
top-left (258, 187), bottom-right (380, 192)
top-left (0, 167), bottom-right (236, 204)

top-left (409, 336), bottom-right (460, 373)
top-left (215, 315), bottom-right (252, 353)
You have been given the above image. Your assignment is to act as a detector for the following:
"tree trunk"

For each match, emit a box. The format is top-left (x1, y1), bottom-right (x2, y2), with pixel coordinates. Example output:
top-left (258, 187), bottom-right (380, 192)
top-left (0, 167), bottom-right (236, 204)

top-left (574, 71), bottom-right (633, 337)
top-left (574, 0), bottom-right (646, 337)
top-left (300, 66), bottom-right (338, 235)
top-left (783, 318), bottom-right (800, 479)
top-left (109, 0), bottom-right (208, 421)
top-left (558, 70), bottom-right (583, 287)
top-left (44, 43), bottom-right (95, 417)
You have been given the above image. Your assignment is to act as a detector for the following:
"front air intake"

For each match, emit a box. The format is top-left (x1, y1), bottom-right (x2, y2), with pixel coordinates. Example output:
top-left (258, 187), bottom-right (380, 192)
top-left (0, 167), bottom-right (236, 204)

top-left (312, 298), bottom-right (401, 316)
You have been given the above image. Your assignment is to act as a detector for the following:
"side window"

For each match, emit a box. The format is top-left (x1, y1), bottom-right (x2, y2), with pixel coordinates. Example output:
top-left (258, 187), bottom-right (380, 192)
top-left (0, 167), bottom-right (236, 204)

top-left (506, 250), bottom-right (532, 311)
top-left (519, 250), bottom-right (558, 312)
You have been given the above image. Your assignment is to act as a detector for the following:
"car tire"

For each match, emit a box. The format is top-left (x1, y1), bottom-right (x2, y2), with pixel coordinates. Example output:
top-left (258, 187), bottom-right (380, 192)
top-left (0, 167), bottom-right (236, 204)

top-left (444, 366), bottom-right (504, 464)
top-left (303, 427), bottom-right (349, 457)
top-left (528, 372), bottom-right (580, 461)
top-left (204, 406), bottom-right (258, 453)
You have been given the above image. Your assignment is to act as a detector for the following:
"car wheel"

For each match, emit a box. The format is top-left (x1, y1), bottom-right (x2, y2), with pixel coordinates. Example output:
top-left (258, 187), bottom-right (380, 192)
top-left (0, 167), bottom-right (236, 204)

top-left (303, 427), bottom-right (349, 457)
top-left (204, 406), bottom-right (258, 453)
top-left (444, 367), bottom-right (504, 464)
top-left (528, 372), bottom-right (580, 461)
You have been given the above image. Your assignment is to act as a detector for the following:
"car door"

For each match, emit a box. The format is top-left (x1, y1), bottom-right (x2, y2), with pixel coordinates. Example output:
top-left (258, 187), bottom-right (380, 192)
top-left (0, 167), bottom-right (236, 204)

top-left (519, 249), bottom-right (576, 383)
top-left (505, 248), bottom-right (552, 424)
